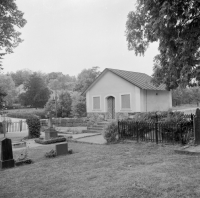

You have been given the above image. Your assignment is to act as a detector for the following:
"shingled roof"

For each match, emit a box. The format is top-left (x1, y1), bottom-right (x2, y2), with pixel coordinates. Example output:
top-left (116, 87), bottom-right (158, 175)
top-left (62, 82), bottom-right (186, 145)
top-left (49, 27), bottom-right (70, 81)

top-left (82, 68), bottom-right (166, 95)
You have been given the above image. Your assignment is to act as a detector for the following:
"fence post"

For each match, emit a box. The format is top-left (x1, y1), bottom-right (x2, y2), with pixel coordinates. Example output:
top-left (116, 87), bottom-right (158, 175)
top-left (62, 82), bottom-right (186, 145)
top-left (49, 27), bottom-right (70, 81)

top-left (118, 121), bottom-right (121, 139)
top-left (194, 108), bottom-right (200, 145)
top-left (136, 122), bottom-right (139, 142)
top-left (155, 121), bottom-right (158, 144)
top-left (20, 120), bottom-right (22, 132)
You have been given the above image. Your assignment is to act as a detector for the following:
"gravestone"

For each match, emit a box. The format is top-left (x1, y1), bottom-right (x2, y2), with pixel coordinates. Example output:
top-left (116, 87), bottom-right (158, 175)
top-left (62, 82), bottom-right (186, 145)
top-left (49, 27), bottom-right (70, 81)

top-left (44, 112), bottom-right (58, 140)
top-left (55, 143), bottom-right (68, 156)
top-left (0, 138), bottom-right (15, 169)
top-left (194, 108), bottom-right (200, 145)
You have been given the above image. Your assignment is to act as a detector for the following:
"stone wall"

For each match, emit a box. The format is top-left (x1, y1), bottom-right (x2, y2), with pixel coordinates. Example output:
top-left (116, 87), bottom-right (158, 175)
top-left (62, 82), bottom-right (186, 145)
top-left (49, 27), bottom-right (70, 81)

top-left (87, 112), bottom-right (107, 121)
top-left (115, 112), bottom-right (129, 120)
top-left (87, 112), bottom-right (135, 122)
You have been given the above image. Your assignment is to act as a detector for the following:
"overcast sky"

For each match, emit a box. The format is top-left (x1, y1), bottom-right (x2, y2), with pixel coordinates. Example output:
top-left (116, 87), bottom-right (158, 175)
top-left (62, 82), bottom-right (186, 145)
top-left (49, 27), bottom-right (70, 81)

top-left (2, 0), bottom-right (159, 77)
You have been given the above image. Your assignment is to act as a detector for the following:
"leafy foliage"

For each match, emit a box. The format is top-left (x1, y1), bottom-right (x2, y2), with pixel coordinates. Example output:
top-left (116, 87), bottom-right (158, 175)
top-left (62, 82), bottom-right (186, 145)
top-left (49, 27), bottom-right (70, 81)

top-left (44, 91), bottom-right (72, 118)
top-left (103, 121), bottom-right (119, 143)
top-left (58, 91), bottom-right (72, 117)
top-left (0, 0), bottom-right (27, 68)
top-left (126, 0), bottom-right (200, 89)
top-left (74, 67), bottom-right (100, 93)
top-left (45, 149), bottom-right (57, 158)
top-left (22, 73), bottom-right (51, 108)
top-left (71, 92), bottom-right (86, 117)
top-left (26, 116), bottom-right (41, 138)
top-left (7, 109), bottom-right (46, 119)
top-left (130, 111), bottom-right (190, 124)
top-left (9, 69), bottom-right (32, 86)
top-left (0, 74), bottom-right (17, 106)
top-left (172, 86), bottom-right (200, 106)
top-left (0, 87), bottom-right (6, 109)
top-left (35, 136), bottom-right (66, 145)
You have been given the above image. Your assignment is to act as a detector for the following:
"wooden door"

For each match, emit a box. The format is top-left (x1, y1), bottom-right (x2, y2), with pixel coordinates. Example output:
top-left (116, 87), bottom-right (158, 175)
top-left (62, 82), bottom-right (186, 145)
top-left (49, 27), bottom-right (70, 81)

top-left (107, 96), bottom-right (115, 119)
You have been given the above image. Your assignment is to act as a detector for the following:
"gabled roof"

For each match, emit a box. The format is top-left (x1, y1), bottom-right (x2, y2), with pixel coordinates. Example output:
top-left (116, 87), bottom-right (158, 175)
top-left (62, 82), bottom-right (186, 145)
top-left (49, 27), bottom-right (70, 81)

top-left (82, 68), bottom-right (166, 95)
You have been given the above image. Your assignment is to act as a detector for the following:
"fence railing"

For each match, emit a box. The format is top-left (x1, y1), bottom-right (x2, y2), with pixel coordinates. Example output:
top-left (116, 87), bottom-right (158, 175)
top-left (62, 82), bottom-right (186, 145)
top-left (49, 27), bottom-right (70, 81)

top-left (118, 120), bottom-right (194, 144)
top-left (4, 120), bottom-right (28, 132)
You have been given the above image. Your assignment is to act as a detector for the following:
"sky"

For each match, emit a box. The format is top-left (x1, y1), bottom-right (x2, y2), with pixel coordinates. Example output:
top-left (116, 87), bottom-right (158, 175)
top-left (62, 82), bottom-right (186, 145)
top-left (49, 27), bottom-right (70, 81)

top-left (2, 0), bottom-right (159, 77)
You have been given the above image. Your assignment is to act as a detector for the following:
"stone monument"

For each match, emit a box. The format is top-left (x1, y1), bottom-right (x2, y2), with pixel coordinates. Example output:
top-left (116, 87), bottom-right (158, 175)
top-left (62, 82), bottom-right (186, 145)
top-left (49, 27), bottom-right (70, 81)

top-left (0, 138), bottom-right (15, 169)
top-left (44, 112), bottom-right (58, 140)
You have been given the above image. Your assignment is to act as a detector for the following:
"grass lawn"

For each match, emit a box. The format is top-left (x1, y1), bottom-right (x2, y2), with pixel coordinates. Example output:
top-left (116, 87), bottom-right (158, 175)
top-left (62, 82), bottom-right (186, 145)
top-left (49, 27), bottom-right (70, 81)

top-left (0, 141), bottom-right (200, 198)
top-left (6, 108), bottom-right (44, 113)
top-left (172, 104), bottom-right (198, 111)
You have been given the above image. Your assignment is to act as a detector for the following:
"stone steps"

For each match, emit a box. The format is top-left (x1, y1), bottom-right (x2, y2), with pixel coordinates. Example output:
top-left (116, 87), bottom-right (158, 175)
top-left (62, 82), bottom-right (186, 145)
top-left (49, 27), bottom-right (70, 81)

top-left (84, 121), bottom-right (110, 133)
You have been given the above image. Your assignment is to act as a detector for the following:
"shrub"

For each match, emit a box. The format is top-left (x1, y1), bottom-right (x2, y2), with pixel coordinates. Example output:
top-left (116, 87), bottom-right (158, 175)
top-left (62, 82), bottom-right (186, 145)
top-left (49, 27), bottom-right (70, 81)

top-left (35, 136), bottom-right (67, 144)
top-left (7, 109), bottom-right (46, 119)
top-left (26, 116), bottom-right (41, 138)
top-left (45, 149), bottom-right (57, 158)
top-left (103, 121), bottom-right (118, 143)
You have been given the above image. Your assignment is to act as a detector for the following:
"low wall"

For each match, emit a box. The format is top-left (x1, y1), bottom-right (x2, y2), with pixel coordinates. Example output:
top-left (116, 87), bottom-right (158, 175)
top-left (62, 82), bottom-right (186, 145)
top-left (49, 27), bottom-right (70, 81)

top-left (40, 118), bottom-right (88, 127)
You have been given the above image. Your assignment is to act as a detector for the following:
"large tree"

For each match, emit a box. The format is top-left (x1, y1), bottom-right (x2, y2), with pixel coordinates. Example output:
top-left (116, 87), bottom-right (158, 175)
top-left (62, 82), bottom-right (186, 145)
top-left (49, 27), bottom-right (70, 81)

top-left (71, 92), bottom-right (86, 118)
top-left (126, 0), bottom-right (200, 90)
top-left (21, 73), bottom-right (51, 108)
top-left (0, 87), bottom-right (6, 109)
top-left (0, 0), bottom-right (27, 70)
top-left (9, 69), bottom-right (32, 86)
top-left (74, 67), bottom-right (100, 93)
top-left (0, 74), bottom-right (17, 107)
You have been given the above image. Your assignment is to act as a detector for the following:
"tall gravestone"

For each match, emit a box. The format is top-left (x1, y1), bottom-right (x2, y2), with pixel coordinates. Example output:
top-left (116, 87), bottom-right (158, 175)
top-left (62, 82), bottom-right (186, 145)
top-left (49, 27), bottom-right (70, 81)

top-left (44, 112), bottom-right (58, 140)
top-left (0, 138), bottom-right (15, 169)
top-left (194, 108), bottom-right (200, 145)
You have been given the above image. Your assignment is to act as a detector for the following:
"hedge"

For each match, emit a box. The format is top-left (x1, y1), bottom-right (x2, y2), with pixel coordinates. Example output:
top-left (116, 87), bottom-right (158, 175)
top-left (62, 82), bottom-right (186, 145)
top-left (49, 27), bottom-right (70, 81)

top-left (26, 116), bottom-right (41, 138)
top-left (35, 136), bottom-right (67, 144)
top-left (7, 109), bottom-right (46, 119)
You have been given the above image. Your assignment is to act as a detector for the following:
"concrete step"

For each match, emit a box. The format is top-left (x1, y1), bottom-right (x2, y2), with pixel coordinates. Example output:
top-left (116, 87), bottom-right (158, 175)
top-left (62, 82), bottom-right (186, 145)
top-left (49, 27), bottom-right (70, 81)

top-left (88, 125), bottom-right (104, 130)
top-left (95, 122), bottom-right (109, 127)
top-left (83, 130), bottom-right (103, 133)
top-left (106, 119), bottom-right (116, 122)
top-left (87, 127), bottom-right (104, 132)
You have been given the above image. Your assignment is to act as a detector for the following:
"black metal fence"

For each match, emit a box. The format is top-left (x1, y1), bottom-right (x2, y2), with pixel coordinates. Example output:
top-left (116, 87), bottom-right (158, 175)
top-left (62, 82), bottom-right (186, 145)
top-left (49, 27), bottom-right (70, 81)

top-left (118, 114), bottom-right (194, 144)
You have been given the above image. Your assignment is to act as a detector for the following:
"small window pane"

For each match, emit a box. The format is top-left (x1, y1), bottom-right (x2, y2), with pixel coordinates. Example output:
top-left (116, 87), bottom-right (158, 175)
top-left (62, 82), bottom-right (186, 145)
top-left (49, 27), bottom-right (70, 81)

top-left (121, 94), bottom-right (130, 108)
top-left (93, 97), bottom-right (100, 109)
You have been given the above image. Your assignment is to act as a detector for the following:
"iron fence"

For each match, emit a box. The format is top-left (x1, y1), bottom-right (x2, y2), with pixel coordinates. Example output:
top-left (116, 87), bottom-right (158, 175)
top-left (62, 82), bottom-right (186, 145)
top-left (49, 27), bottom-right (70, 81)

top-left (118, 116), bottom-right (194, 144)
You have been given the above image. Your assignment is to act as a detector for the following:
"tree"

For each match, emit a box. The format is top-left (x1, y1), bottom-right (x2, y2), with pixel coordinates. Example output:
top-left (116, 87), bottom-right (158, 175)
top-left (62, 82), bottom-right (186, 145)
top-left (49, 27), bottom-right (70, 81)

top-left (74, 67), bottom-right (100, 93)
top-left (48, 73), bottom-right (75, 92)
top-left (71, 92), bottom-right (86, 117)
top-left (9, 69), bottom-right (32, 86)
top-left (126, 1), bottom-right (200, 90)
top-left (172, 87), bottom-right (193, 106)
top-left (22, 73), bottom-right (51, 108)
top-left (0, 74), bottom-right (17, 106)
top-left (44, 91), bottom-right (72, 118)
top-left (0, 0), bottom-right (27, 69)
top-left (190, 87), bottom-right (200, 106)
top-left (0, 87), bottom-right (6, 109)
top-left (58, 91), bottom-right (72, 117)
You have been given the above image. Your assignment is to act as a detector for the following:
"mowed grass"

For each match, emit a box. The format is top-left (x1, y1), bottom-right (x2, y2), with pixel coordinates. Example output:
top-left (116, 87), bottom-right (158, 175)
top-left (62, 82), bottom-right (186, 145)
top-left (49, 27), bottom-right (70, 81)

top-left (1, 142), bottom-right (200, 198)
top-left (172, 104), bottom-right (198, 111)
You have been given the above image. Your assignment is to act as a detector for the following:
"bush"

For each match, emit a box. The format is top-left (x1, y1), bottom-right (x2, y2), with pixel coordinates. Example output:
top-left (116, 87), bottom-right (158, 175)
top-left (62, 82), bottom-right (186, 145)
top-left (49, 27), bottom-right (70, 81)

top-left (128, 110), bottom-right (190, 123)
top-left (103, 121), bottom-right (118, 143)
top-left (45, 149), bottom-right (57, 158)
top-left (7, 109), bottom-right (46, 119)
top-left (35, 136), bottom-right (67, 144)
top-left (26, 116), bottom-right (41, 138)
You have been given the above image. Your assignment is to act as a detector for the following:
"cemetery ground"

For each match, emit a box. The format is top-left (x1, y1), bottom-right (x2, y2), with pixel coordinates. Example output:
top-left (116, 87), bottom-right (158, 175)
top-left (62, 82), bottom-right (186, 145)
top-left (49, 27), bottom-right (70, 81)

top-left (1, 141), bottom-right (200, 198)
